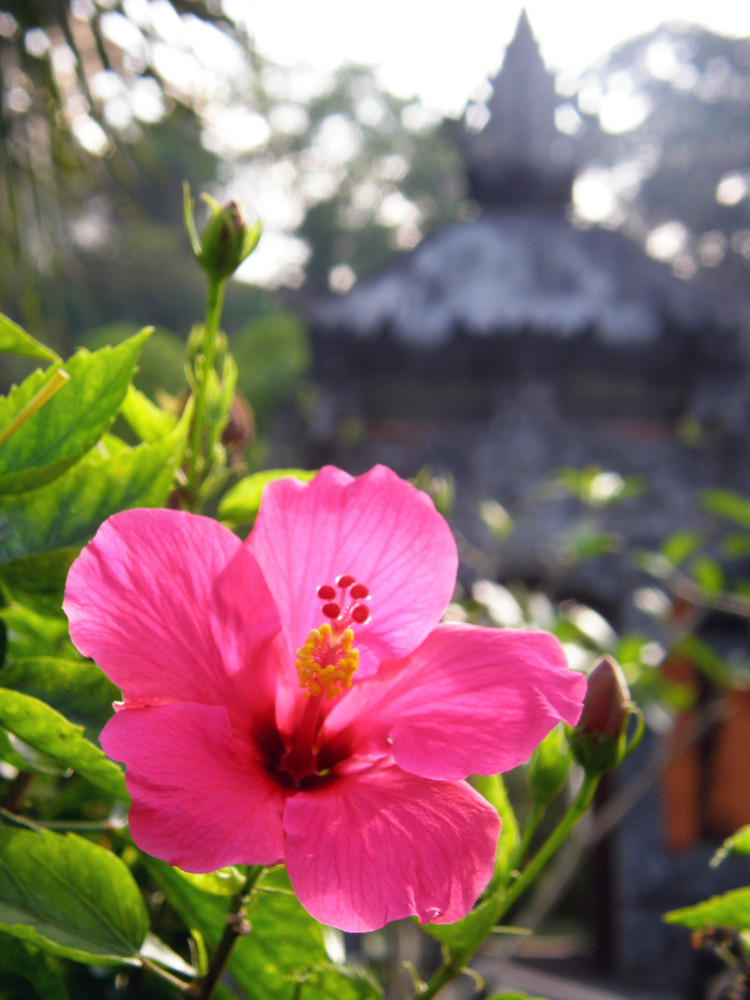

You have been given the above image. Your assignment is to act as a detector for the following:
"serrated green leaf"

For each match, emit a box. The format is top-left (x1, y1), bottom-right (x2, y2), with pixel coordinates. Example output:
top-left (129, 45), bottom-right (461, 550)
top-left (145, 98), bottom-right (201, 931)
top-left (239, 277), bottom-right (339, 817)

top-left (0, 688), bottom-right (125, 798)
top-left (0, 331), bottom-right (150, 495)
top-left (145, 860), bottom-right (330, 1000)
top-left (0, 934), bottom-right (71, 1000)
top-left (218, 469), bottom-right (317, 524)
top-left (0, 314), bottom-right (59, 362)
top-left (0, 657), bottom-right (118, 742)
top-left (120, 384), bottom-right (178, 444)
top-left (664, 887), bottom-right (750, 931)
top-left (0, 417), bottom-right (186, 565)
top-left (0, 827), bottom-right (148, 965)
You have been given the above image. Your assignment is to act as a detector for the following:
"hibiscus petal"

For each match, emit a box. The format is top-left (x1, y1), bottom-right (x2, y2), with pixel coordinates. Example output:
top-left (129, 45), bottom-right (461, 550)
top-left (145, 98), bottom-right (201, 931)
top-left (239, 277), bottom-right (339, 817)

top-left (325, 624), bottom-right (587, 781)
top-left (283, 762), bottom-right (498, 931)
top-left (102, 702), bottom-right (286, 871)
top-left (64, 508), bottom-right (281, 720)
top-left (248, 466), bottom-right (457, 676)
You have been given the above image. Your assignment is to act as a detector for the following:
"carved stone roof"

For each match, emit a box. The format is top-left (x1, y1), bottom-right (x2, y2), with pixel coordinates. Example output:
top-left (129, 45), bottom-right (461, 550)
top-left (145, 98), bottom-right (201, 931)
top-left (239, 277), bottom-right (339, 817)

top-left (309, 212), bottom-right (736, 363)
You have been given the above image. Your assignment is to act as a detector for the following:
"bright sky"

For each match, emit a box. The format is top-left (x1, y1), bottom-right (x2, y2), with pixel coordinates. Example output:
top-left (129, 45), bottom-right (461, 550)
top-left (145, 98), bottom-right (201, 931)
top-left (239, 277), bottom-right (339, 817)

top-left (230, 0), bottom-right (750, 115)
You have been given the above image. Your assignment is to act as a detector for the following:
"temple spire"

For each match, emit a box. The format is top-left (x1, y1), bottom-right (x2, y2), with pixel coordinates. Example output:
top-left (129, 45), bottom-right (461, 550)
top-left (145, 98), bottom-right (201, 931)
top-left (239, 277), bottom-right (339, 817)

top-left (458, 9), bottom-right (576, 210)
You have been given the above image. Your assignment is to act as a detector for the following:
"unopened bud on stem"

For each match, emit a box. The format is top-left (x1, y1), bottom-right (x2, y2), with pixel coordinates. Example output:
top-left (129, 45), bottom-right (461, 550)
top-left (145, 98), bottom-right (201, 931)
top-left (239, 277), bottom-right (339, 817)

top-left (569, 655), bottom-right (640, 775)
top-left (184, 184), bottom-right (262, 283)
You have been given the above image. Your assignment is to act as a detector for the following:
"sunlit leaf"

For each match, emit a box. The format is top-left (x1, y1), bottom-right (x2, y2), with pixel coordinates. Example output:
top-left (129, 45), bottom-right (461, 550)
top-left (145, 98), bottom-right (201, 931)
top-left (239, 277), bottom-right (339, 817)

top-left (0, 330), bottom-right (150, 495)
top-left (664, 887), bottom-right (750, 931)
top-left (0, 688), bottom-right (126, 798)
top-left (0, 658), bottom-right (118, 742)
top-left (690, 555), bottom-right (725, 595)
top-left (140, 933), bottom-right (195, 977)
top-left (0, 827), bottom-right (148, 965)
top-left (120, 384), bottom-right (178, 443)
top-left (471, 773), bottom-right (519, 886)
top-left (295, 963), bottom-right (383, 1000)
top-left (711, 825), bottom-right (750, 867)
top-left (0, 417), bottom-right (187, 565)
top-left (0, 314), bottom-right (59, 362)
top-left (702, 489), bottom-right (750, 531)
top-left (662, 530), bottom-right (703, 566)
top-left (145, 859), bottom-right (332, 1000)
top-left (218, 468), bottom-right (317, 523)
top-left (425, 892), bottom-right (504, 952)
top-left (175, 866), bottom-right (247, 897)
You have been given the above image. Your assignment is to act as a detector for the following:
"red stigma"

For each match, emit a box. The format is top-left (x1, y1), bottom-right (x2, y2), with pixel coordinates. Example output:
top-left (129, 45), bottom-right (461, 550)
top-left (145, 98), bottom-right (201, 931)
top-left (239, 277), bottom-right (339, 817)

top-left (351, 605), bottom-right (371, 625)
top-left (317, 573), bottom-right (372, 631)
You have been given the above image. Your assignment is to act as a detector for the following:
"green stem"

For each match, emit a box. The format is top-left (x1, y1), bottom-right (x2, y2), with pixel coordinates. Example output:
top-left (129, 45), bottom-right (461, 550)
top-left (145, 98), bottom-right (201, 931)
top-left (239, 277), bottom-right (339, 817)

top-left (496, 772), bottom-right (600, 923)
top-left (511, 801), bottom-right (545, 871)
top-left (414, 773), bottom-right (600, 1000)
top-left (187, 275), bottom-right (226, 500)
top-left (186, 866), bottom-right (263, 1000)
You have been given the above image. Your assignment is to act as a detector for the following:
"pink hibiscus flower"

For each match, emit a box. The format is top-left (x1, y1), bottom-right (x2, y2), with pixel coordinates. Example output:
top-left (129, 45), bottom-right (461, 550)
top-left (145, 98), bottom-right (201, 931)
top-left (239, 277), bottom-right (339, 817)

top-left (64, 465), bottom-right (585, 932)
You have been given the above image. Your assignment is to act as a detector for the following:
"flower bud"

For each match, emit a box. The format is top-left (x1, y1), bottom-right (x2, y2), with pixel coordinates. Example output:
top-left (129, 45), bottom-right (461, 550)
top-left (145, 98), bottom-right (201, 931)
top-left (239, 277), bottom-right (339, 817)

top-left (568, 655), bottom-right (632, 775)
top-left (184, 185), bottom-right (262, 283)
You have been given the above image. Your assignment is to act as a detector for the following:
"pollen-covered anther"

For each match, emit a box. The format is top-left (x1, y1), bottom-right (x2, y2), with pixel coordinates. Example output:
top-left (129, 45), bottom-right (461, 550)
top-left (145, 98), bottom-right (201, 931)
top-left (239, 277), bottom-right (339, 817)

top-left (295, 624), bottom-right (359, 699)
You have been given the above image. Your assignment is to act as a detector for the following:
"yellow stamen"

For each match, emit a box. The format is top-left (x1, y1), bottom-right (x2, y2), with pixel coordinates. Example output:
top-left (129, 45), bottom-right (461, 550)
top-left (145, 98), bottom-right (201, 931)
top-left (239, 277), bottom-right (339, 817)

top-left (295, 623), bottom-right (359, 699)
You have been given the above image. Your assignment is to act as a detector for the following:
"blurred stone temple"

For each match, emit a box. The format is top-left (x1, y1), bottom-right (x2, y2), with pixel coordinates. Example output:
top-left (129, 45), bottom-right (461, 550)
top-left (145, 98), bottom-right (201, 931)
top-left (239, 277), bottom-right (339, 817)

top-left (302, 9), bottom-right (750, 993)
top-left (305, 10), bottom-right (746, 600)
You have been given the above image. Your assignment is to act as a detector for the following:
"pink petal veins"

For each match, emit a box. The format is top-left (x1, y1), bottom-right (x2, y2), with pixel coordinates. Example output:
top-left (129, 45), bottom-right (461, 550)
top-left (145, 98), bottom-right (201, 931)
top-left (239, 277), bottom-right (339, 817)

top-left (283, 761), bottom-right (499, 932)
top-left (102, 702), bottom-right (286, 872)
top-left (247, 465), bottom-right (458, 677)
top-left (325, 624), bottom-right (587, 781)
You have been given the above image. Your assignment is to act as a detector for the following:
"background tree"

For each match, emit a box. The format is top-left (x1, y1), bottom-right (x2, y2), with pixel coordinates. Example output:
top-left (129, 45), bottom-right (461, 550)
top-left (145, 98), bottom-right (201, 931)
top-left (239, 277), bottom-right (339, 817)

top-left (574, 24), bottom-right (750, 304)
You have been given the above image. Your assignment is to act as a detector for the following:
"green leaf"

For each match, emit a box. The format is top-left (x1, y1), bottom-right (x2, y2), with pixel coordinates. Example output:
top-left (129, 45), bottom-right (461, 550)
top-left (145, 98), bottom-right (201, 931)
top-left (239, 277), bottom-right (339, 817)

top-left (140, 933), bottom-right (195, 977)
top-left (0, 330), bottom-right (150, 495)
top-left (0, 657), bottom-right (119, 742)
top-left (0, 314), bottom-right (59, 362)
top-left (690, 555), bottom-right (725, 595)
top-left (711, 825), bottom-right (750, 867)
top-left (702, 489), bottom-right (750, 531)
top-left (175, 866), bottom-right (247, 897)
top-left (0, 417), bottom-right (187, 565)
top-left (295, 964), bottom-right (383, 1000)
top-left (145, 860), bottom-right (332, 1000)
top-left (119, 384), bottom-right (177, 444)
top-left (0, 549), bottom-right (78, 610)
top-left (425, 892), bottom-right (504, 952)
top-left (485, 994), bottom-right (547, 1000)
top-left (219, 469), bottom-right (317, 524)
top-left (664, 887), bottom-right (750, 931)
top-left (0, 688), bottom-right (125, 798)
top-left (0, 934), bottom-right (71, 1000)
top-left (471, 773), bottom-right (519, 887)
top-left (0, 827), bottom-right (148, 965)
top-left (662, 530), bottom-right (703, 567)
